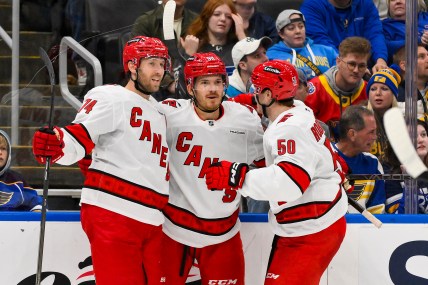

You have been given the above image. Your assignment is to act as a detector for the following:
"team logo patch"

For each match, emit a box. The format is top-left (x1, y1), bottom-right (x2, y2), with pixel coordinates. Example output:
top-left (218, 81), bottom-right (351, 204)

top-left (308, 82), bottom-right (316, 95)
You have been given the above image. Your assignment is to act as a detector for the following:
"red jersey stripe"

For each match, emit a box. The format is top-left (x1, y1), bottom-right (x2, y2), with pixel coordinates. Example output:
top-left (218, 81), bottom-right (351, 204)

top-left (84, 170), bottom-right (168, 210)
top-left (163, 203), bottom-right (239, 236)
top-left (277, 161), bottom-right (311, 193)
top-left (64, 123), bottom-right (95, 155)
top-left (274, 188), bottom-right (342, 224)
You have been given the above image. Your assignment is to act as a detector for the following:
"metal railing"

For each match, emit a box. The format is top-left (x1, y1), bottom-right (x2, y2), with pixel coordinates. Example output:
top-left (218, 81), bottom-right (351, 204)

top-left (59, 36), bottom-right (103, 110)
top-left (0, 0), bottom-right (20, 145)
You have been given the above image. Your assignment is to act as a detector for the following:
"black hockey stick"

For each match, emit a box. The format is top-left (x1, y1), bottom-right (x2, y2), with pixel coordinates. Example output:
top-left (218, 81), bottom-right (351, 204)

top-left (35, 47), bottom-right (56, 285)
top-left (384, 108), bottom-right (428, 182)
top-left (347, 173), bottom-right (412, 181)
top-left (347, 196), bottom-right (382, 228)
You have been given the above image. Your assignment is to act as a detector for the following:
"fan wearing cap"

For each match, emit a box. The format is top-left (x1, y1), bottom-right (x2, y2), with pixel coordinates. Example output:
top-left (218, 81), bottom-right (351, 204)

top-left (266, 9), bottom-right (337, 80)
top-left (226, 36), bottom-right (271, 97)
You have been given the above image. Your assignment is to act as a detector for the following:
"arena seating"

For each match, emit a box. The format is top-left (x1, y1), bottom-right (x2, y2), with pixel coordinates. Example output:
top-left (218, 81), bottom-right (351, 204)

top-left (83, 0), bottom-right (304, 85)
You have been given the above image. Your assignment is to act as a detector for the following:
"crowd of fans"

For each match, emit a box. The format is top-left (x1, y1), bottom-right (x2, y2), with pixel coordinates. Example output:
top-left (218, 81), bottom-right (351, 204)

top-left (3, 0), bottom-right (428, 215)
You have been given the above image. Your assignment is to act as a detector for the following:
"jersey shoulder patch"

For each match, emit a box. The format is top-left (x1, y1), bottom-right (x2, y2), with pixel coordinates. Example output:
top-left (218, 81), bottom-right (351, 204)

top-left (308, 82), bottom-right (316, 95)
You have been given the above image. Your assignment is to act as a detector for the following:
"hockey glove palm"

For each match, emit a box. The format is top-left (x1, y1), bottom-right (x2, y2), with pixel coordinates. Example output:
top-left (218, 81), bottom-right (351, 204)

top-left (32, 126), bottom-right (64, 164)
top-left (205, 161), bottom-right (249, 190)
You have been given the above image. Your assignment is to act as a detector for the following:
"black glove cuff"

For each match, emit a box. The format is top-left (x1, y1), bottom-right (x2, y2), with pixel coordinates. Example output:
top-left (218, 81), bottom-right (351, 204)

top-left (228, 162), bottom-right (249, 187)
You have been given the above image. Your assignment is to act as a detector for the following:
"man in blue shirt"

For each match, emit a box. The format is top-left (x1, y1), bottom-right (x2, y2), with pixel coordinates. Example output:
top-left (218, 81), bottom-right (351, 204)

top-left (334, 105), bottom-right (386, 214)
top-left (300, 0), bottom-right (388, 73)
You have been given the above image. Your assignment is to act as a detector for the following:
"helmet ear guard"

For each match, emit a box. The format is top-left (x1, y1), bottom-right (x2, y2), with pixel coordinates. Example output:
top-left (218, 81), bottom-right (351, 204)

top-left (251, 60), bottom-right (299, 101)
top-left (123, 36), bottom-right (171, 73)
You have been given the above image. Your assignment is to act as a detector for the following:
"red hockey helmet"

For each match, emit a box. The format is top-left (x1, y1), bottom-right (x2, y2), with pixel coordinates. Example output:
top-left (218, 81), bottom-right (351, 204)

top-left (122, 36), bottom-right (171, 73)
top-left (251, 60), bottom-right (299, 101)
top-left (184, 52), bottom-right (228, 89)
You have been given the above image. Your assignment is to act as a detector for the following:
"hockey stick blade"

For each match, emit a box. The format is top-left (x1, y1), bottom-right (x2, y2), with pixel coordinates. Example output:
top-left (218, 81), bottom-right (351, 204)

top-left (384, 108), bottom-right (428, 182)
top-left (348, 196), bottom-right (382, 228)
top-left (163, 0), bottom-right (176, 41)
top-left (162, 0), bottom-right (187, 99)
top-left (39, 47), bottom-right (56, 128)
top-left (35, 47), bottom-right (56, 285)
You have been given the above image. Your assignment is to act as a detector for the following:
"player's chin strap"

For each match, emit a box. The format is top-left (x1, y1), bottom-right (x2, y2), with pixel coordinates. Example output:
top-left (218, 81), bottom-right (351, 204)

top-left (255, 95), bottom-right (275, 118)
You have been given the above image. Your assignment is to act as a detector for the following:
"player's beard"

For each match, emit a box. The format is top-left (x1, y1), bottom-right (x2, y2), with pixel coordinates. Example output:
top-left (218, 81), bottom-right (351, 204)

top-left (193, 91), bottom-right (224, 113)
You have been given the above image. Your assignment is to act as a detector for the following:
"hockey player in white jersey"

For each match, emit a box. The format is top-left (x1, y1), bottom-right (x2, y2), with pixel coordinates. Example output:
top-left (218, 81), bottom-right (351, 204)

top-left (159, 52), bottom-right (264, 284)
top-left (205, 60), bottom-right (349, 285)
top-left (32, 36), bottom-right (170, 285)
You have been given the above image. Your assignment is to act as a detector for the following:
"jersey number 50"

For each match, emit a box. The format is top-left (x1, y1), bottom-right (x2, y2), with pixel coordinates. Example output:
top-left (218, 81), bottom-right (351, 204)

top-left (277, 139), bottom-right (296, 155)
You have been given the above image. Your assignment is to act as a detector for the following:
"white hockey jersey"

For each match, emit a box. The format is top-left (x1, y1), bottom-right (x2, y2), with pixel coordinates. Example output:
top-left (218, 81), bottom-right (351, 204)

top-left (240, 100), bottom-right (348, 237)
top-left (160, 100), bottom-right (264, 247)
top-left (58, 85), bottom-right (169, 226)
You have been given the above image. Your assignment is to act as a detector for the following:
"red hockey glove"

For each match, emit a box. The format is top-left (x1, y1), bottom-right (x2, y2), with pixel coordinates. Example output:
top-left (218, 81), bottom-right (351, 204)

top-left (32, 126), bottom-right (64, 164)
top-left (205, 161), bottom-right (249, 191)
top-left (78, 155), bottom-right (92, 178)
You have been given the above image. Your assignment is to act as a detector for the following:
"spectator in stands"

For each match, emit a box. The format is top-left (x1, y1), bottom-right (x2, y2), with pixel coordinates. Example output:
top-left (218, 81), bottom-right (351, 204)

top-left (181, 0), bottom-right (247, 70)
top-left (393, 44), bottom-right (428, 119)
top-left (65, 0), bottom-right (86, 42)
top-left (295, 67), bottom-right (310, 101)
top-left (232, 0), bottom-right (279, 43)
top-left (300, 0), bottom-right (389, 73)
top-left (366, 68), bottom-right (401, 163)
top-left (226, 36), bottom-right (271, 97)
top-left (131, 0), bottom-right (198, 100)
top-left (334, 106), bottom-right (386, 214)
top-left (382, 0), bottom-right (428, 63)
top-left (374, 0), bottom-right (389, 19)
top-left (0, 130), bottom-right (42, 211)
top-left (266, 9), bottom-right (338, 80)
top-left (304, 37), bottom-right (370, 141)
top-left (131, 0), bottom-right (198, 44)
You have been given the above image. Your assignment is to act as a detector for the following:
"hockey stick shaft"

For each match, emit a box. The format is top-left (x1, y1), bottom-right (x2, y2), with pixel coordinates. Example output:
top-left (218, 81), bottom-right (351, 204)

top-left (347, 173), bottom-right (412, 181)
top-left (347, 195), bottom-right (382, 228)
top-left (163, 0), bottom-right (188, 99)
top-left (35, 47), bottom-right (56, 285)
